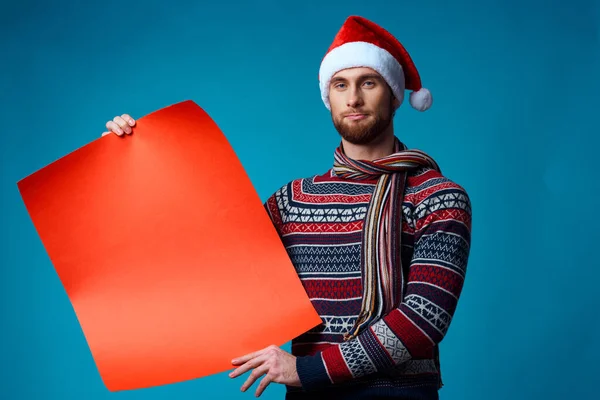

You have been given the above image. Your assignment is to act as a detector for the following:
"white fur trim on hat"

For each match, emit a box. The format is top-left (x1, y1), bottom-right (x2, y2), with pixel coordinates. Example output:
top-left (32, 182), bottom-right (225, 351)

top-left (409, 87), bottom-right (432, 111)
top-left (319, 41), bottom-right (405, 110)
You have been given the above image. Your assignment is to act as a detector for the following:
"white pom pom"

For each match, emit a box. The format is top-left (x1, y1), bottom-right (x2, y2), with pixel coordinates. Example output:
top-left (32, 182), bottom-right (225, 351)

top-left (409, 88), bottom-right (433, 111)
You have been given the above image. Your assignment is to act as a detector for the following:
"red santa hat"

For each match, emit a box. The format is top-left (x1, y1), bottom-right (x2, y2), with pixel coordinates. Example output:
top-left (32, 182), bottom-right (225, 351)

top-left (319, 16), bottom-right (432, 112)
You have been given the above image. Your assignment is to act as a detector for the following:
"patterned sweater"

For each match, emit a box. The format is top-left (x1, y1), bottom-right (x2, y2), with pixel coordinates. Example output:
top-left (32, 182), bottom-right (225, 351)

top-left (264, 166), bottom-right (472, 396)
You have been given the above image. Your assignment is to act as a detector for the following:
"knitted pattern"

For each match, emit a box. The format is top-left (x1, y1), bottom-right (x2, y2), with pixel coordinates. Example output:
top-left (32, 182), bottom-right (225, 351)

top-left (332, 138), bottom-right (441, 341)
top-left (264, 165), bottom-right (472, 396)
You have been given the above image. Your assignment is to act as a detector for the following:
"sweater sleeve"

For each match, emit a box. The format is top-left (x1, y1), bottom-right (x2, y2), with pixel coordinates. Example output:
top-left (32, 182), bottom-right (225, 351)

top-left (263, 185), bottom-right (286, 236)
top-left (296, 181), bottom-right (472, 391)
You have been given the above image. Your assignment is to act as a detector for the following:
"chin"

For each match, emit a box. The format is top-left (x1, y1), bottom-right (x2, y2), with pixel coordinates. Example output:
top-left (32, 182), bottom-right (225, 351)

top-left (337, 120), bottom-right (392, 145)
top-left (340, 130), bottom-right (381, 145)
top-left (332, 109), bottom-right (392, 146)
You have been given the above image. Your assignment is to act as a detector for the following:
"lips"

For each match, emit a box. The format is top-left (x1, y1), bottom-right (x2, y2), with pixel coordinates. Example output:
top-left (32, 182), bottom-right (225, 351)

top-left (344, 114), bottom-right (368, 121)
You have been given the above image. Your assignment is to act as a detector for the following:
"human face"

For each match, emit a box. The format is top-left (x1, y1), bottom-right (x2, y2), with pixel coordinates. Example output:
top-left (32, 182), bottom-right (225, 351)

top-left (328, 67), bottom-right (398, 145)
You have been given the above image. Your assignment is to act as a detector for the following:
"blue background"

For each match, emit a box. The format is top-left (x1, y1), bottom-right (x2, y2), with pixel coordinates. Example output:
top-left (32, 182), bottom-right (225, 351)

top-left (1, 0), bottom-right (598, 399)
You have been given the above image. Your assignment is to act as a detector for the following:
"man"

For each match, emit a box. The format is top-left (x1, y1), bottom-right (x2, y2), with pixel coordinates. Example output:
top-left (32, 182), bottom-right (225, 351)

top-left (103, 16), bottom-right (472, 400)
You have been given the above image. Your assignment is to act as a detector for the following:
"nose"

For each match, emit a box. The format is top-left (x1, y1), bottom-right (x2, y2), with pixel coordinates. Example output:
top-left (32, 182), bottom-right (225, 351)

top-left (347, 87), bottom-right (364, 108)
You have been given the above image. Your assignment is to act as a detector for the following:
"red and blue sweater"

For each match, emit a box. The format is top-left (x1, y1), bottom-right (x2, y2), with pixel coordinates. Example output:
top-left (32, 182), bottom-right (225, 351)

top-left (264, 166), bottom-right (472, 396)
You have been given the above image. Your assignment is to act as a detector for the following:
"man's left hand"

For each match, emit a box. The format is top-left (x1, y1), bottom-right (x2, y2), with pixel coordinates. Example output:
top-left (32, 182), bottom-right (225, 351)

top-left (229, 345), bottom-right (302, 397)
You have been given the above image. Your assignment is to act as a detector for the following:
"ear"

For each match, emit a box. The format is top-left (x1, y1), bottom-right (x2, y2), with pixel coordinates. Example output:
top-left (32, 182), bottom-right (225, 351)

top-left (392, 95), bottom-right (401, 110)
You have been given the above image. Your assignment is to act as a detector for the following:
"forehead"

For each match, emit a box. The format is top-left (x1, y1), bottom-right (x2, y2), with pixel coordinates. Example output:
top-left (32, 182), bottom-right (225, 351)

top-left (331, 67), bottom-right (383, 80)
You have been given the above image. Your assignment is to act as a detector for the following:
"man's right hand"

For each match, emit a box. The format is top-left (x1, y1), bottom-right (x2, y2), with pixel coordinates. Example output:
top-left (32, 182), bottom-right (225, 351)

top-left (101, 114), bottom-right (136, 137)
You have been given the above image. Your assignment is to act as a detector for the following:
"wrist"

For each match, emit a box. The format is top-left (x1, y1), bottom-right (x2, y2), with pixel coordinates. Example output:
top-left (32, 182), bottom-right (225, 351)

top-left (296, 353), bottom-right (332, 391)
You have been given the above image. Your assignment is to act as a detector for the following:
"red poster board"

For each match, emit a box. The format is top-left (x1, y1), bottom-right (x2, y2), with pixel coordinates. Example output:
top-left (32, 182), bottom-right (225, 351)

top-left (17, 100), bottom-right (321, 391)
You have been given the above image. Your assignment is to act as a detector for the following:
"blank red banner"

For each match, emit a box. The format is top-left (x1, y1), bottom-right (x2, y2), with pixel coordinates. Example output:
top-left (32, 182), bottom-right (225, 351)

top-left (17, 100), bottom-right (321, 392)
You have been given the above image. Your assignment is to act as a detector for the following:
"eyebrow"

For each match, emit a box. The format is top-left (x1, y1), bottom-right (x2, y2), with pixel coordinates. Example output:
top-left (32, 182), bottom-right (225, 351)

top-left (330, 73), bottom-right (384, 84)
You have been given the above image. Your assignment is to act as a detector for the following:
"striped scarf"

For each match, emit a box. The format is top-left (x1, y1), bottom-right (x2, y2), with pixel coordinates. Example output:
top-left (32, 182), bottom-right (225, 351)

top-left (333, 137), bottom-right (441, 341)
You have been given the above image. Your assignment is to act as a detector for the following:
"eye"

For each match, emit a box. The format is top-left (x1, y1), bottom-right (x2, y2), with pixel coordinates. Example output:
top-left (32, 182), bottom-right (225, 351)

top-left (334, 82), bottom-right (346, 89)
top-left (363, 80), bottom-right (375, 87)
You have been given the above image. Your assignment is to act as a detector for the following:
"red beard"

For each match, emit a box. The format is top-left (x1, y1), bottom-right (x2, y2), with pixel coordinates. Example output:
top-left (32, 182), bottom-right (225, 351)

top-left (332, 110), bottom-right (392, 145)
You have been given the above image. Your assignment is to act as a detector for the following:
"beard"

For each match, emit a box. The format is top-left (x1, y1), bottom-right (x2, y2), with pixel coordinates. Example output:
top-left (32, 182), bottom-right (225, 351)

top-left (332, 108), bottom-right (393, 145)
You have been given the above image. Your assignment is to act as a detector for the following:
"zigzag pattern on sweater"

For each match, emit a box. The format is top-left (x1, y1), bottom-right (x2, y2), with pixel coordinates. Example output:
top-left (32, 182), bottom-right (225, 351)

top-left (412, 231), bottom-right (469, 275)
top-left (287, 244), bottom-right (362, 274)
top-left (293, 254), bottom-right (361, 270)
top-left (414, 189), bottom-right (471, 220)
top-left (280, 181), bottom-right (371, 210)
top-left (286, 207), bottom-right (368, 223)
top-left (302, 178), bottom-right (376, 195)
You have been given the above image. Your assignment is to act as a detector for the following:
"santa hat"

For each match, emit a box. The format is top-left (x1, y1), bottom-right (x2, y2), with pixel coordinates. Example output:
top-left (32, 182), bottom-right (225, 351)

top-left (319, 16), bottom-right (432, 112)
